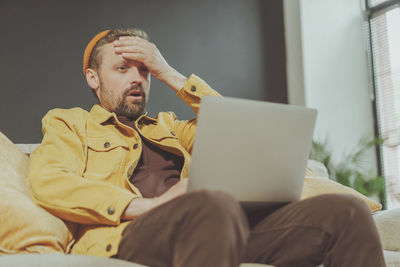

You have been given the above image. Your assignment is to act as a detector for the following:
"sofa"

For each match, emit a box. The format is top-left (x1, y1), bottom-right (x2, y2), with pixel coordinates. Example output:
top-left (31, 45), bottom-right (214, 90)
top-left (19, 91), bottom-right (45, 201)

top-left (0, 131), bottom-right (399, 267)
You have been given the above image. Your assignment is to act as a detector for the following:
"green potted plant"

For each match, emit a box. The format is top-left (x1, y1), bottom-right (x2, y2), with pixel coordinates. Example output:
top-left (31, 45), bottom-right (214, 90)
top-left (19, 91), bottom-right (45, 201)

top-left (310, 137), bottom-right (386, 208)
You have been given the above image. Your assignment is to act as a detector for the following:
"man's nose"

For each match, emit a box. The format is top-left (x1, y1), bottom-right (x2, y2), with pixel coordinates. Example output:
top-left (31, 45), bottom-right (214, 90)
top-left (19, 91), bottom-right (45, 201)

top-left (129, 67), bottom-right (143, 85)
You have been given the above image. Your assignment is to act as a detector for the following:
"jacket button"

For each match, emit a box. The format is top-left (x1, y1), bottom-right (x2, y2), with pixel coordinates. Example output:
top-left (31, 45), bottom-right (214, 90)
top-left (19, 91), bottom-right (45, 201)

top-left (104, 142), bottom-right (111, 148)
top-left (133, 143), bottom-right (138, 149)
top-left (170, 131), bottom-right (176, 136)
top-left (190, 86), bottom-right (196, 92)
top-left (107, 207), bottom-right (115, 215)
top-left (106, 244), bottom-right (112, 252)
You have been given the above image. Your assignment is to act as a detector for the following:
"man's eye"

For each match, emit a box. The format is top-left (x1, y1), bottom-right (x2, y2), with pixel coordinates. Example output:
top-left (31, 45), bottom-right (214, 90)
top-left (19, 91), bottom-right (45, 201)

top-left (118, 66), bottom-right (127, 71)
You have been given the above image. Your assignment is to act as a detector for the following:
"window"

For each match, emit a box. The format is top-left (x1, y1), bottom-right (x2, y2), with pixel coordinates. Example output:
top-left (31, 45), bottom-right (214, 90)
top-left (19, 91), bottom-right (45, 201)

top-left (366, 0), bottom-right (400, 209)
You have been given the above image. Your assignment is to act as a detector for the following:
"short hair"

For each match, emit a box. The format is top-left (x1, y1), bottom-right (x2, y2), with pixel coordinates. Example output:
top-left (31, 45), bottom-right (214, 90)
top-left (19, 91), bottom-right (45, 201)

top-left (88, 28), bottom-right (150, 71)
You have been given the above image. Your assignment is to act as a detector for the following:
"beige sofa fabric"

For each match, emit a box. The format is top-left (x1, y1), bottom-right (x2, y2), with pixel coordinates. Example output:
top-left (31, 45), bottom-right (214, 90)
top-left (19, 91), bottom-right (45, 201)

top-left (301, 177), bottom-right (383, 212)
top-left (0, 132), bottom-right (74, 254)
top-left (0, 254), bottom-right (146, 267)
top-left (0, 254), bottom-right (274, 267)
top-left (383, 250), bottom-right (400, 267)
top-left (375, 208), bottom-right (400, 252)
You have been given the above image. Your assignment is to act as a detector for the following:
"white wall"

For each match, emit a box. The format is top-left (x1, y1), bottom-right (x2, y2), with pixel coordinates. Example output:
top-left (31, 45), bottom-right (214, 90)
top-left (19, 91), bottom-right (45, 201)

top-left (284, 0), bottom-right (377, 171)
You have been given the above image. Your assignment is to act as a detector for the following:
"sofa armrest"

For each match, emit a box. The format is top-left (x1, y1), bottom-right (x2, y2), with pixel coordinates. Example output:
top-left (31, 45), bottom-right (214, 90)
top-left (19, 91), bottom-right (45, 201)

top-left (307, 160), bottom-right (329, 178)
top-left (374, 208), bottom-right (400, 251)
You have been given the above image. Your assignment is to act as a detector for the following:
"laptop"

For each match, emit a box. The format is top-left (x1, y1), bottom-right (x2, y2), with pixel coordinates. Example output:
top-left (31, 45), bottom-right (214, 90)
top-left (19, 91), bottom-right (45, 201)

top-left (187, 96), bottom-right (317, 208)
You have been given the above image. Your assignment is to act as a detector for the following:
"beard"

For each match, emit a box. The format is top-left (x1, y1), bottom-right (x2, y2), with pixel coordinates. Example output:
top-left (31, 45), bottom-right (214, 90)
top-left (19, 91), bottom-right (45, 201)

top-left (114, 84), bottom-right (147, 120)
top-left (99, 78), bottom-right (148, 121)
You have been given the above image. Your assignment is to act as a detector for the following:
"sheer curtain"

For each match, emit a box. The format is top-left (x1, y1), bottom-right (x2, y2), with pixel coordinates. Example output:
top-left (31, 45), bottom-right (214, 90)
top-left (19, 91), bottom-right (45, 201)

top-left (367, 0), bottom-right (400, 209)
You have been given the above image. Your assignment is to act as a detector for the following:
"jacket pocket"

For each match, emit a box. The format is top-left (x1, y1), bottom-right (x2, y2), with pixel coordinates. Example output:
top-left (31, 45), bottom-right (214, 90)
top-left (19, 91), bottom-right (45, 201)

top-left (84, 135), bottom-right (129, 182)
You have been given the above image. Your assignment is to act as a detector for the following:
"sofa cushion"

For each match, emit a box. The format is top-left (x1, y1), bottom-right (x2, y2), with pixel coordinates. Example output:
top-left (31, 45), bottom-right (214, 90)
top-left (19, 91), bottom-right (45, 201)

top-left (301, 176), bottom-right (382, 212)
top-left (374, 208), bottom-right (400, 252)
top-left (0, 132), bottom-right (74, 254)
top-left (307, 160), bottom-right (329, 178)
top-left (383, 250), bottom-right (400, 267)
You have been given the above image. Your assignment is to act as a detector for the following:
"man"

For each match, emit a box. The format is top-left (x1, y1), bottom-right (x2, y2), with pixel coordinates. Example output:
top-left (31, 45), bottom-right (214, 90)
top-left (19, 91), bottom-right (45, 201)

top-left (29, 28), bottom-right (385, 267)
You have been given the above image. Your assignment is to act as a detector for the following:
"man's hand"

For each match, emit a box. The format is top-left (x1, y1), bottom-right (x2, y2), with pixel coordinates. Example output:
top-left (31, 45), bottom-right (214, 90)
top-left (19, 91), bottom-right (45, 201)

top-left (121, 178), bottom-right (188, 220)
top-left (113, 36), bottom-right (187, 92)
top-left (157, 178), bottom-right (188, 204)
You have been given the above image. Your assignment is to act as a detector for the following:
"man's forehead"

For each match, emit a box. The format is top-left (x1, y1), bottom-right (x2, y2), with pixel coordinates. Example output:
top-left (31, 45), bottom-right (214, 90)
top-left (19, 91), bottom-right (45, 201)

top-left (99, 43), bottom-right (122, 62)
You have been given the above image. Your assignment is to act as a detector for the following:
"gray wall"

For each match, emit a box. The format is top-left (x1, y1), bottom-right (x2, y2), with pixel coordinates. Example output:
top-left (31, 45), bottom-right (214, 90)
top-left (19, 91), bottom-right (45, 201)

top-left (0, 0), bottom-right (287, 143)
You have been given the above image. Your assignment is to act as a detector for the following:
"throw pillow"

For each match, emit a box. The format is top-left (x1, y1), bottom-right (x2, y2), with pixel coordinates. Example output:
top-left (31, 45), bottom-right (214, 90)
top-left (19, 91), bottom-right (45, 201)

top-left (301, 175), bottom-right (383, 212)
top-left (374, 208), bottom-right (400, 251)
top-left (0, 131), bottom-right (74, 254)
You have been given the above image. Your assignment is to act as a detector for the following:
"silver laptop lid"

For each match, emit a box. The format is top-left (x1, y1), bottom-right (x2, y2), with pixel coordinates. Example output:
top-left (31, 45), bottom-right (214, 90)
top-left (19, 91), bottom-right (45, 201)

top-left (188, 96), bottom-right (317, 203)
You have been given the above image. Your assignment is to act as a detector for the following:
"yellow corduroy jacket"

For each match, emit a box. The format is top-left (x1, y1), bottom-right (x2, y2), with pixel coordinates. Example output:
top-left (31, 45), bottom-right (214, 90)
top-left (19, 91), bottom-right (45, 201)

top-left (29, 74), bottom-right (222, 257)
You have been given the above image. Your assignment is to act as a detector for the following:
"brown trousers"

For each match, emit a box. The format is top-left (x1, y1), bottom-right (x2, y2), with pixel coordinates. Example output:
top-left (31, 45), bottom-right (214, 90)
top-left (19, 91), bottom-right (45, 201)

top-left (115, 191), bottom-right (385, 267)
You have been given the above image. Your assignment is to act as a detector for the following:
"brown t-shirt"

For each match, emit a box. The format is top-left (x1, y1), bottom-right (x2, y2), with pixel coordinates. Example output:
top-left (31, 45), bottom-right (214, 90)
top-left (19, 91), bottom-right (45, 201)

top-left (118, 116), bottom-right (184, 198)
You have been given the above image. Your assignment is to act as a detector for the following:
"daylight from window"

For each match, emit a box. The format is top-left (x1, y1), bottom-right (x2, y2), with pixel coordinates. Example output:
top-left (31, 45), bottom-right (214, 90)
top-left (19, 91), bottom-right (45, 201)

top-left (387, 8), bottom-right (400, 208)
top-left (387, 9), bottom-right (400, 120)
top-left (371, 6), bottom-right (400, 209)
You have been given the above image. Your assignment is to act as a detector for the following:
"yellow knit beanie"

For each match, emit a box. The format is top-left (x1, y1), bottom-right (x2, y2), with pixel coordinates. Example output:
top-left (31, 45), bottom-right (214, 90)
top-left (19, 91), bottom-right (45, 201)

top-left (82, 30), bottom-right (110, 75)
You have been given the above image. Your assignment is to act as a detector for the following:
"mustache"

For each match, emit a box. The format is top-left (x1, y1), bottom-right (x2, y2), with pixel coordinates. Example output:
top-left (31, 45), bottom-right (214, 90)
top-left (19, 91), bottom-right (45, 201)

top-left (122, 84), bottom-right (146, 99)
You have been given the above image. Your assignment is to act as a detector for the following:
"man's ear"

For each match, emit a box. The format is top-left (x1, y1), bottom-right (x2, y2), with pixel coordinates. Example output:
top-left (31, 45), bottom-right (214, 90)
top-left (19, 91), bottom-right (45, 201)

top-left (86, 68), bottom-right (100, 91)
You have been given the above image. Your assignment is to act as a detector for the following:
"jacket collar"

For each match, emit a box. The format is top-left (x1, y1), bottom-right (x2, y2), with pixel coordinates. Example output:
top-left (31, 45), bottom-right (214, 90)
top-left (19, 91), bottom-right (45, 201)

top-left (89, 104), bottom-right (157, 126)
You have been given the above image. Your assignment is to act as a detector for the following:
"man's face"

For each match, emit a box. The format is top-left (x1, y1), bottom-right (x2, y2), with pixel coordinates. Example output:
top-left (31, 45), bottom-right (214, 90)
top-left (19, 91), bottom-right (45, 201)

top-left (95, 43), bottom-right (151, 120)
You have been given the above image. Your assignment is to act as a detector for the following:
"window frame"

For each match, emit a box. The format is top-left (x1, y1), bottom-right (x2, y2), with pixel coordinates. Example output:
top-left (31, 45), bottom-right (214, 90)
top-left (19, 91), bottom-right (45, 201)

top-left (365, 0), bottom-right (400, 207)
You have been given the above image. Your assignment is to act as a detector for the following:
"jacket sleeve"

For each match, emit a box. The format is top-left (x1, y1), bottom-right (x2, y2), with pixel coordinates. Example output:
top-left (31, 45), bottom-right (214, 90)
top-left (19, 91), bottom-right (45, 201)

top-left (173, 74), bottom-right (222, 154)
top-left (29, 109), bottom-right (137, 226)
